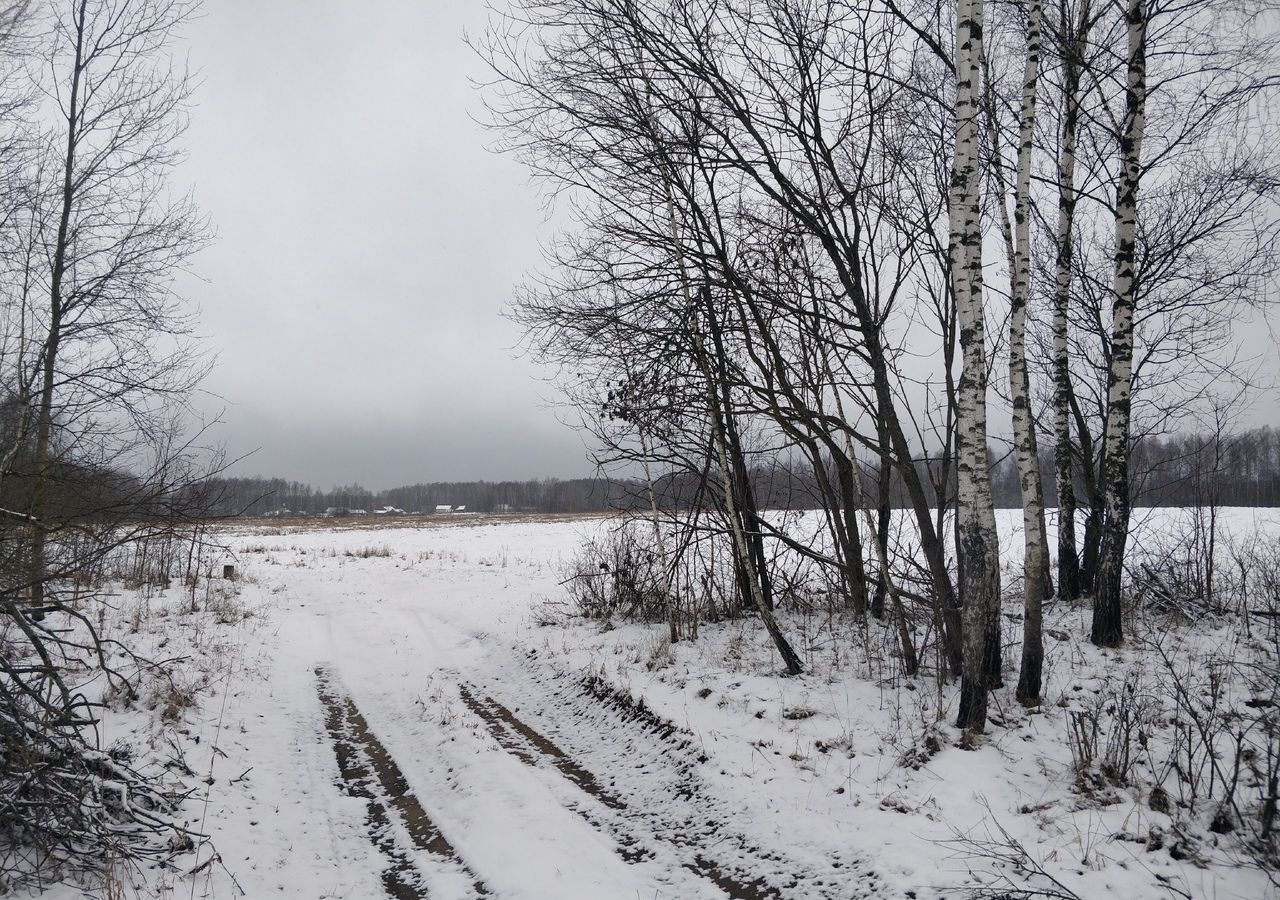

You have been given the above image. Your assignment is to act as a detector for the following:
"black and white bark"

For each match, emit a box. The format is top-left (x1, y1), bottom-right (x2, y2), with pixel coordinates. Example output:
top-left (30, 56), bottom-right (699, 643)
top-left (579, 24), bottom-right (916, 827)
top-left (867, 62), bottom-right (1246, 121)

top-left (1048, 0), bottom-right (1092, 603)
top-left (951, 0), bottom-right (1003, 732)
top-left (1091, 0), bottom-right (1147, 648)
top-left (987, 0), bottom-right (1048, 705)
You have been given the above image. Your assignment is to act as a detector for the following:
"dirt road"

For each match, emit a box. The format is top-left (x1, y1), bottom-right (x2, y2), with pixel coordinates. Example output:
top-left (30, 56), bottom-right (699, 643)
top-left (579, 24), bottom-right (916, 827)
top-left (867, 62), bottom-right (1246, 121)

top-left (184, 522), bottom-right (878, 899)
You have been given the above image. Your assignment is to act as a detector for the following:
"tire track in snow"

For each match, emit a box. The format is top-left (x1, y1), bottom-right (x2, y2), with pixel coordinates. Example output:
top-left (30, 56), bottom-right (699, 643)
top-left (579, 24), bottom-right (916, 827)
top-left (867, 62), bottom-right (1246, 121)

top-left (458, 682), bottom-right (780, 900)
top-left (317, 667), bottom-right (488, 899)
top-left (478, 658), bottom-right (887, 900)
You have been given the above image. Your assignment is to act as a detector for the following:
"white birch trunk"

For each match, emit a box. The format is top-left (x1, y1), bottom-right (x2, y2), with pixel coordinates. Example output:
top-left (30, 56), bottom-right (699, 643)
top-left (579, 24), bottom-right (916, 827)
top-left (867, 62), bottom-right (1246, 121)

top-left (1005, 1), bottom-right (1048, 705)
top-left (1092, 0), bottom-right (1147, 648)
top-left (951, 0), bottom-right (1002, 733)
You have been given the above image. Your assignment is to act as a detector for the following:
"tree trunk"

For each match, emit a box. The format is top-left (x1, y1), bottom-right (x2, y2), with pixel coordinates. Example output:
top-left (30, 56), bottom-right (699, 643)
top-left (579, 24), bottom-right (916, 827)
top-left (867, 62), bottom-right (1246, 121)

top-left (707, 370), bottom-right (802, 675)
top-left (1072, 388), bottom-right (1104, 593)
top-left (951, 0), bottom-right (1002, 733)
top-left (828, 389), bottom-right (919, 676)
top-left (29, 6), bottom-right (87, 607)
top-left (1052, 0), bottom-right (1090, 603)
top-left (856, 455), bottom-right (919, 677)
top-left (1092, 0), bottom-right (1148, 649)
top-left (665, 186), bottom-right (802, 673)
top-left (872, 430), bottom-right (892, 620)
top-left (1004, 0), bottom-right (1047, 705)
top-left (639, 430), bottom-right (678, 642)
top-left (871, 357), bottom-right (964, 675)
top-left (834, 455), bottom-right (871, 617)
top-left (711, 318), bottom-right (776, 617)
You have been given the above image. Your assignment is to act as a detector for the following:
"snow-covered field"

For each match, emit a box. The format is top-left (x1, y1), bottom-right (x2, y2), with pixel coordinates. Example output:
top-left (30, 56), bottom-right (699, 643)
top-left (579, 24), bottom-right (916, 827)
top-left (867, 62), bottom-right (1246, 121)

top-left (53, 508), bottom-right (1280, 899)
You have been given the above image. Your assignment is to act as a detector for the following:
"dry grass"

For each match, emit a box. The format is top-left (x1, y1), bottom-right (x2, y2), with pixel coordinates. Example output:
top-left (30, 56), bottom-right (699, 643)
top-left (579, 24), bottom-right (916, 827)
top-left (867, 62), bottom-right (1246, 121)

top-left (147, 673), bottom-right (206, 723)
top-left (344, 545), bottom-right (393, 559)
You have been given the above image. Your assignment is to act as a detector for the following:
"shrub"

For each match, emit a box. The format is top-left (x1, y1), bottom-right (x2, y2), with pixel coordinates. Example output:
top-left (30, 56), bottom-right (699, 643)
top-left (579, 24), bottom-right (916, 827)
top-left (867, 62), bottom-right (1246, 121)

top-left (562, 520), bottom-right (667, 622)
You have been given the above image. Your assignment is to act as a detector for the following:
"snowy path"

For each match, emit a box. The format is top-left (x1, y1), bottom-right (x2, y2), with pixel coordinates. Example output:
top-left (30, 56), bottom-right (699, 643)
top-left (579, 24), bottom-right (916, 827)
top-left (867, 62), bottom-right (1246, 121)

top-left (315, 667), bottom-right (488, 898)
top-left (191, 521), bottom-right (828, 900)
top-left (306, 592), bottom-right (734, 900)
top-left (85, 511), bottom-right (1280, 900)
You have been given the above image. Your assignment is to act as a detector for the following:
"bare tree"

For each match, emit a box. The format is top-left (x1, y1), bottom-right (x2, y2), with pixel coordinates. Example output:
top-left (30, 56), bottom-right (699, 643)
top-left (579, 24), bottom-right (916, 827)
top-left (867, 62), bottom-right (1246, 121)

top-left (484, 0), bottom-right (1277, 750)
top-left (24, 0), bottom-right (206, 607)
top-left (485, 0), bottom-right (982, 677)
top-left (1089, 0), bottom-right (1148, 647)
top-left (1043, 0), bottom-right (1098, 603)
top-left (0, 0), bottom-right (215, 885)
top-left (1082, 0), bottom-right (1278, 646)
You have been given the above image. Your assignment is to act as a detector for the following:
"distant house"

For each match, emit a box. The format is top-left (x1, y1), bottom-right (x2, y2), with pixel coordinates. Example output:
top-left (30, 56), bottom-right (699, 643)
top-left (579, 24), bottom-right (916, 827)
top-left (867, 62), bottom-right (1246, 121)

top-left (373, 506), bottom-right (405, 515)
top-left (322, 507), bottom-right (350, 517)
top-left (433, 505), bottom-right (452, 514)
top-left (454, 505), bottom-right (467, 513)
top-left (351, 509), bottom-right (369, 516)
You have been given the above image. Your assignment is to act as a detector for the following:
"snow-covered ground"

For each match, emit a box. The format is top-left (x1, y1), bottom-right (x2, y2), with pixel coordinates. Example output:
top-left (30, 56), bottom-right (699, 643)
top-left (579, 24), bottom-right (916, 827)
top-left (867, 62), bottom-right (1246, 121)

top-left (52, 508), bottom-right (1280, 899)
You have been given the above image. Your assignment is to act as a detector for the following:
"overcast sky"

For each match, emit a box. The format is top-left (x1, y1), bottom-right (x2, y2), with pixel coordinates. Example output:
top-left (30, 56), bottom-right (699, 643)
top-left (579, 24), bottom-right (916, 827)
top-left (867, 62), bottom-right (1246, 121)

top-left (175, 2), bottom-right (1277, 492)
top-left (177, 1), bottom-right (587, 490)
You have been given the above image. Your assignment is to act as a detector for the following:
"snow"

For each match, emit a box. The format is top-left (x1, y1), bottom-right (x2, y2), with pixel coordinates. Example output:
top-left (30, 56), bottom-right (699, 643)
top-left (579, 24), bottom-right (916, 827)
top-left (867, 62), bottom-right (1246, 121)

top-left (39, 508), bottom-right (1280, 899)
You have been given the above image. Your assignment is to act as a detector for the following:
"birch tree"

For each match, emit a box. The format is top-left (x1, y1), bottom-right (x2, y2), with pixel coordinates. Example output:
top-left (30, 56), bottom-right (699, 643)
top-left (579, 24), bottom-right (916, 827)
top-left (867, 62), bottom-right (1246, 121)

top-left (952, 0), bottom-right (1003, 732)
top-left (1046, 0), bottom-right (1095, 602)
top-left (985, 0), bottom-right (1049, 704)
top-left (1088, 0), bottom-right (1146, 647)
top-left (1086, 0), bottom-right (1277, 646)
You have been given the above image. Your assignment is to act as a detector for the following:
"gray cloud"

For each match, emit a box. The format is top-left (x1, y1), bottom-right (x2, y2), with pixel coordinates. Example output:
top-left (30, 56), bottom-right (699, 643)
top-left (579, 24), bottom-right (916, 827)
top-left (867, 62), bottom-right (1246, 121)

top-left (174, 2), bottom-right (1278, 490)
top-left (176, 1), bottom-right (586, 489)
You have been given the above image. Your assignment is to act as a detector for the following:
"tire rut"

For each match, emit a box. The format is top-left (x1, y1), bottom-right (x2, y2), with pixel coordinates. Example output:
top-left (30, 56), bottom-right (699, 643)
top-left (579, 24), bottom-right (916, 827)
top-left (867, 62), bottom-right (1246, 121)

top-left (317, 667), bottom-right (488, 899)
top-left (497, 660), bottom-right (885, 899)
top-left (457, 682), bottom-right (780, 900)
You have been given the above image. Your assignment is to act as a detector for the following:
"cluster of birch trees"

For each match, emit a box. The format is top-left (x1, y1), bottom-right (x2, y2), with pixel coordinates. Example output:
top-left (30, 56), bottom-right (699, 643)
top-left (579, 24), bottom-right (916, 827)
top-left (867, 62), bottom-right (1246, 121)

top-left (483, 0), bottom-right (1279, 732)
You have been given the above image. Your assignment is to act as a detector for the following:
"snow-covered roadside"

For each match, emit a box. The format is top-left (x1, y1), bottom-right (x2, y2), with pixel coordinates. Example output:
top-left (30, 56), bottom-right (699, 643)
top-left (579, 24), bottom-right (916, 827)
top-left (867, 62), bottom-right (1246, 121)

top-left (528, 590), bottom-right (1276, 899)
top-left (28, 555), bottom-right (370, 900)
top-left (42, 509), bottom-right (1276, 899)
top-left (514, 507), bottom-right (1280, 899)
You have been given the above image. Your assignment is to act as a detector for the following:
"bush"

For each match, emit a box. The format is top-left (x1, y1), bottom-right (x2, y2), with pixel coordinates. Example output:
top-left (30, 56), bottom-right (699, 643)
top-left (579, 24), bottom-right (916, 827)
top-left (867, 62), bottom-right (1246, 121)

top-left (1136, 538), bottom-right (1280, 870)
top-left (562, 520), bottom-right (667, 623)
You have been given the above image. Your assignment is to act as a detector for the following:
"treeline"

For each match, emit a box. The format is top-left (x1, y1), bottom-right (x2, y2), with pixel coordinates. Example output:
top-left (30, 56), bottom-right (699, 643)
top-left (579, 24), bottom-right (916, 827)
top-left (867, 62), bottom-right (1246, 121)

top-left (204, 426), bottom-right (1280, 518)
top-left (200, 476), bottom-right (632, 517)
top-left (783, 428), bottom-right (1280, 510)
top-left (996, 427), bottom-right (1280, 510)
top-left (750, 427), bottom-right (1280, 511)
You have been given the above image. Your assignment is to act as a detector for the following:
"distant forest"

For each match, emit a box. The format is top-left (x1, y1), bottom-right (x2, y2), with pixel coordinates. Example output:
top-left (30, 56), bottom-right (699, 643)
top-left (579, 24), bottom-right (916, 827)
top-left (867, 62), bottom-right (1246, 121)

top-left (205, 426), bottom-right (1280, 517)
